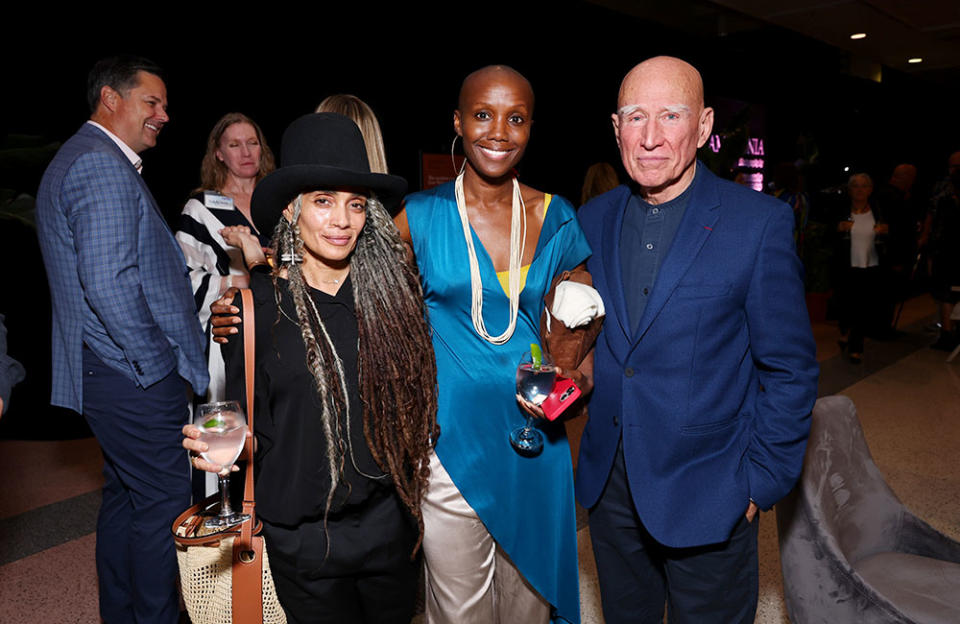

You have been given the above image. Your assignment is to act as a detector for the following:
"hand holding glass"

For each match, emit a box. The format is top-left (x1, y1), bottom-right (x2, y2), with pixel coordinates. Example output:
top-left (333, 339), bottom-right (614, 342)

top-left (512, 350), bottom-right (557, 456)
top-left (194, 401), bottom-right (250, 528)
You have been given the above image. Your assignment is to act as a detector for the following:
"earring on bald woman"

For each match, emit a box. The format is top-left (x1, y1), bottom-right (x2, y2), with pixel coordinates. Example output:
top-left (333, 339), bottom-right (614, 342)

top-left (450, 135), bottom-right (466, 176)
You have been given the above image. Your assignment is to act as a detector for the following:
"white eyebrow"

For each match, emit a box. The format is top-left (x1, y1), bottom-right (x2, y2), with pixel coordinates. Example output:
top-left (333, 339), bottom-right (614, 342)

top-left (617, 104), bottom-right (690, 116)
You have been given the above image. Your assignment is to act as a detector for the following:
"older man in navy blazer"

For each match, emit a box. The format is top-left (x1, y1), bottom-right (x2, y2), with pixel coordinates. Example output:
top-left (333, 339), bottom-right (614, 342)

top-left (576, 56), bottom-right (819, 623)
top-left (36, 56), bottom-right (208, 624)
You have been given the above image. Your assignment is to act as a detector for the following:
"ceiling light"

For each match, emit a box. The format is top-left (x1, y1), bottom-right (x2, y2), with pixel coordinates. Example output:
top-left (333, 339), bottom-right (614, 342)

top-left (850, 33), bottom-right (867, 40)
top-left (908, 57), bottom-right (923, 64)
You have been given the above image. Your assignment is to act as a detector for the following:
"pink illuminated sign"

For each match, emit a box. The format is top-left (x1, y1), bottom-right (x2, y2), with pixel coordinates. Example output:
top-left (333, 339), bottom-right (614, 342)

top-left (709, 135), bottom-right (765, 192)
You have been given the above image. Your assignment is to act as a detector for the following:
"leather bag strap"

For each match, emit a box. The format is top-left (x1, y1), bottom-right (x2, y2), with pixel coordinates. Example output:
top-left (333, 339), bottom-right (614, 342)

top-left (239, 287), bottom-right (257, 534)
top-left (171, 492), bottom-right (264, 547)
top-left (232, 287), bottom-right (264, 624)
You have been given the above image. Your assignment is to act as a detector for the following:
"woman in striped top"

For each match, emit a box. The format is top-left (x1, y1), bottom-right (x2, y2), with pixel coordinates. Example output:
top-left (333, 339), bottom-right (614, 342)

top-left (175, 112), bottom-right (275, 402)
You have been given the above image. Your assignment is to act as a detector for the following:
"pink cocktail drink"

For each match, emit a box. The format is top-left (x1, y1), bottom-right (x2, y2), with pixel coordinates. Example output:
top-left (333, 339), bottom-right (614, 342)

top-left (199, 422), bottom-right (247, 470)
top-left (194, 401), bottom-right (250, 528)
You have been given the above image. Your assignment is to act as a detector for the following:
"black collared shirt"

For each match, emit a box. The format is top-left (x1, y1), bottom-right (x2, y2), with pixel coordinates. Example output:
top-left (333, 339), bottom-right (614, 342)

top-left (620, 167), bottom-right (699, 334)
top-left (223, 272), bottom-right (388, 526)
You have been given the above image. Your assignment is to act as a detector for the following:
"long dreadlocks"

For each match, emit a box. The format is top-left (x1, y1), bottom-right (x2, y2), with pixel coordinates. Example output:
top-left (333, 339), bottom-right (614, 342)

top-left (272, 193), bottom-right (438, 555)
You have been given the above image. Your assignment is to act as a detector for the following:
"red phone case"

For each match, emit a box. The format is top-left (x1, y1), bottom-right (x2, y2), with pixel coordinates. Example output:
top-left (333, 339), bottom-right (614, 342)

top-left (540, 376), bottom-right (582, 421)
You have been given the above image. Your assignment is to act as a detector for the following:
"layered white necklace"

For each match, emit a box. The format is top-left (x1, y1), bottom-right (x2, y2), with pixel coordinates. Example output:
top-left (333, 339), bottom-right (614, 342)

top-left (454, 172), bottom-right (527, 345)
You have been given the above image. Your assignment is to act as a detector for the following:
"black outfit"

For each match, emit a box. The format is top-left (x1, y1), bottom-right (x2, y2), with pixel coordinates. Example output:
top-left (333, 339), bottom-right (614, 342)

top-left (927, 183), bottom-right (960, 304)
top-left (590, 442), bottom-right (759, 624)
top-left (839, 265), bottom-right (884, 355)
top-left (875, 184), bottom-right (920, 330)
top-left (222, 272), bottom-right (417, 624)
top-left (619, 176), bottom-right (693, 334)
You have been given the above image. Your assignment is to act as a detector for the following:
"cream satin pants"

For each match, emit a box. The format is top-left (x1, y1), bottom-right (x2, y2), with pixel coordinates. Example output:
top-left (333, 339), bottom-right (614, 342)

top-left (421, 451), bottom-right (551, 624)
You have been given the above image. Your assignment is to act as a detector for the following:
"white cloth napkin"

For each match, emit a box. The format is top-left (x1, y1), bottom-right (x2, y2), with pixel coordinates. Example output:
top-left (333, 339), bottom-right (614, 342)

top-left (548, 281), bottom-right (606, 330)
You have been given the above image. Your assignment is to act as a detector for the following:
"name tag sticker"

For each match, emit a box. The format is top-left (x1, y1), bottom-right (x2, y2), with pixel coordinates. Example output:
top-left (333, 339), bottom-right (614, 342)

top-left (203, 192), bottom-right (234, 210)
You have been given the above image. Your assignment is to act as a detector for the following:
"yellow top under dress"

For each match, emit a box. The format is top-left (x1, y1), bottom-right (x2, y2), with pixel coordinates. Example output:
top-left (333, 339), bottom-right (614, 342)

top-left (495, 194), bottom-right (552, 296)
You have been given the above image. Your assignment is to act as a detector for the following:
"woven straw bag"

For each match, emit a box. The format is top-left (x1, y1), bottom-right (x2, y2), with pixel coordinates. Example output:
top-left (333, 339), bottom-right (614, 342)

top-left (172, 288), bottom-right (287, 624)
top-left (174, 526), bottom-right (286, 624)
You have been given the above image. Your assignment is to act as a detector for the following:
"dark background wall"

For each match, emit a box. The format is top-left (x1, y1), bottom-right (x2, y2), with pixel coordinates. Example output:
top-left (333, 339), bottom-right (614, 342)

top-left (2, 2), bottom-right (957, 436)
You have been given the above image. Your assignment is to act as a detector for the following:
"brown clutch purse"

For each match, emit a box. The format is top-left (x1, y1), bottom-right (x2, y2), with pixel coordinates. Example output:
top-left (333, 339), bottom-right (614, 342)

top-left (539, 267), bottom-right (605, 373)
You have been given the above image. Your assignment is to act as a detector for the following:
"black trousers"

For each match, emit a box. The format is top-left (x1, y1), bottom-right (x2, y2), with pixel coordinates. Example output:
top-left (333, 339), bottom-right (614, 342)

top-left (838, 265), bottom-right (884, 353)
top-left (589, 443), bottom-right (759, 624)
top-left (261, 488), bottom-right (419, 624)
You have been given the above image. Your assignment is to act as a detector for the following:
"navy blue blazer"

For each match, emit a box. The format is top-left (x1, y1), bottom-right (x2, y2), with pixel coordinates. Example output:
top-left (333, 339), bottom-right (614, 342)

top-left (36, 123), bottom-right (208, 413)
top-left (576, 164), bottom-right (818, 548)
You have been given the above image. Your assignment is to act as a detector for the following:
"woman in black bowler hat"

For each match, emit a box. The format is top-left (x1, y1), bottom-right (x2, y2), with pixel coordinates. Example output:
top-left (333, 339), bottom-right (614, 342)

top-left (183, 113), bottom-right (438, 623)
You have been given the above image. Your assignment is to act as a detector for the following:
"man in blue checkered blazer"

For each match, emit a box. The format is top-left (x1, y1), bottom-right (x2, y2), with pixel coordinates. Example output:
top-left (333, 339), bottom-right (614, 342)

top-left (36, 56), bottom-right (208, 624)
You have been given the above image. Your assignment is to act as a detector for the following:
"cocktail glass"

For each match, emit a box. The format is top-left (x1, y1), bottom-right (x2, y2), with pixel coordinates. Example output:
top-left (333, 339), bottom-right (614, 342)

top-left (194, 400), bottom-right (250, 528)
top-left (512, 350), bottom-right (556, 456)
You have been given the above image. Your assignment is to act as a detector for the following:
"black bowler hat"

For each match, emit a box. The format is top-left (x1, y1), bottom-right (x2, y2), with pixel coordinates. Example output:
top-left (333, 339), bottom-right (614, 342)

top-left (251, 113), bottom-right (407, 233)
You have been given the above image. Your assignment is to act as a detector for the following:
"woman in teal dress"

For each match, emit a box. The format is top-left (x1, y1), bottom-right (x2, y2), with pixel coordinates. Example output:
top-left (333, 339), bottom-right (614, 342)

top-left (395, 65), bottom-right (591, 624)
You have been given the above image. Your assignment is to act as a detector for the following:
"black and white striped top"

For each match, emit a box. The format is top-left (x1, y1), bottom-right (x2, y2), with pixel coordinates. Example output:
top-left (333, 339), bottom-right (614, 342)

top-left (176, 190), bottom-right (270, 330)
top-left (176, 191), bottom-right (271, 402)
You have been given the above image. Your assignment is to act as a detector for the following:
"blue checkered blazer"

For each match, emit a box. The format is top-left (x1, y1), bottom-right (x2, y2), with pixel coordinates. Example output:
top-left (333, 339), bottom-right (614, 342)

top-left (36, 123), bottom-right (209, 413)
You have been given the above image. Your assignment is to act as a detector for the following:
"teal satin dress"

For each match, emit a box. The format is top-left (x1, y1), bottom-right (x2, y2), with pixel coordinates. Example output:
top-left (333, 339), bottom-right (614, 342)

top-left (406, 181), bottom-right (590, 623)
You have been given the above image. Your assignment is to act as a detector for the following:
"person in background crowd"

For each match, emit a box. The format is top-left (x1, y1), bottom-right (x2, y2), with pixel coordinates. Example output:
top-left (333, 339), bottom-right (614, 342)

top-left (36, 55), bottom-right (208, 624)
top-left (581, 161), bottom-right (620, 205)
top-left (317, 94), bottom-right (389, 174)
top-left (176, 113), bottom-right (275, 403)
top-left (875, 163), bottom-right (919, 333)
top-left (576, 56), bottom-right (818, 624)
top-left (176, 113), bottom-right (275, 499)
top-left (836, 173), bottom-right (887, 363)
top-left (922, 151), bottom-right (960, 351)
top-left (771, 162), bottom-right (810, 258)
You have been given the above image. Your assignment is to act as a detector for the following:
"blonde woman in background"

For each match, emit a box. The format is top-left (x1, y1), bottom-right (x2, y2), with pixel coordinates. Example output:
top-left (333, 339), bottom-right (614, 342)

top-left (317, 94), bottom-right (389, 174)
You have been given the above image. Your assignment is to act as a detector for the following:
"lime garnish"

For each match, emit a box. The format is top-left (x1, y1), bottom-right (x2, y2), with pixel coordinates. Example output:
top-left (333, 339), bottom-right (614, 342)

top-left (530, 343), bottom-right (543, 369)
top-left (202, 417), bottom-right (222, 429)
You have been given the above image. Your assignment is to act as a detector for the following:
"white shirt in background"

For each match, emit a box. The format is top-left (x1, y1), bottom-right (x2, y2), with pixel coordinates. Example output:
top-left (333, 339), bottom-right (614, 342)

top-left (850, 211), bottom-right (879, 268)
